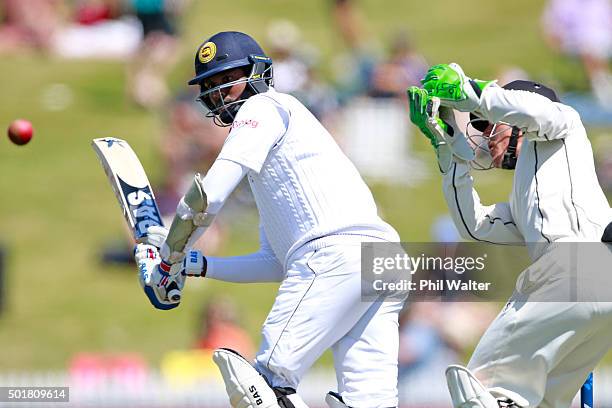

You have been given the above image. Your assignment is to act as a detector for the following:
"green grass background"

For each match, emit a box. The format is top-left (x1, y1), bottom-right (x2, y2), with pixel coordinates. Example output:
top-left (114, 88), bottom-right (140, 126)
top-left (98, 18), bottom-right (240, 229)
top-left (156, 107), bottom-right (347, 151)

top-left (0, 0), bottom-right (609, 369)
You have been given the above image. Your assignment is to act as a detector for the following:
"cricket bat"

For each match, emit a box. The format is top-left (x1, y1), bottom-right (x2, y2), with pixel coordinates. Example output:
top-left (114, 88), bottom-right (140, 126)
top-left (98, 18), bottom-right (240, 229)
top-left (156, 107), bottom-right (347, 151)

top-left (91, 137), bottom-right (181, 301)
top-left (91, 137), bottom-right (164, 242)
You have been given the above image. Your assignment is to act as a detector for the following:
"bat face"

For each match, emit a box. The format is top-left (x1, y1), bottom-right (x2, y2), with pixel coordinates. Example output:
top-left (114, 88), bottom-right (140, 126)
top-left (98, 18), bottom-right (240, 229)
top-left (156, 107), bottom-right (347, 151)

top-left (117, 176), bottom-right (163, 240)
top-left (92, 138), bottom-right (164, 242)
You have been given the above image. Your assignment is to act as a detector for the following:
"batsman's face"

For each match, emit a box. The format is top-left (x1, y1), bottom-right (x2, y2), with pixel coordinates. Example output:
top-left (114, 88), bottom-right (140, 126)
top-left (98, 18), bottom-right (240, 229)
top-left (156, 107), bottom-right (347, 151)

top-left (201, 68), bottom-right (248, 109)
top-left (484, 123), bottom-right (523, 168)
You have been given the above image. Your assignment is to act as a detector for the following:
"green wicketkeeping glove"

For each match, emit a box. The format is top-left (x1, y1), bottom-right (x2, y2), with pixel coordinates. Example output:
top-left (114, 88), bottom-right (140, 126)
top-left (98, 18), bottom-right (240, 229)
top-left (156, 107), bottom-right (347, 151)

top-left (408, 86), bottom-right (437, 147)
top-left (421, 63), bottom-right (495, 112)
top-left (427, 98), bottom-right (475, 164)
top-left (407, 86), bottom-right (453, 173)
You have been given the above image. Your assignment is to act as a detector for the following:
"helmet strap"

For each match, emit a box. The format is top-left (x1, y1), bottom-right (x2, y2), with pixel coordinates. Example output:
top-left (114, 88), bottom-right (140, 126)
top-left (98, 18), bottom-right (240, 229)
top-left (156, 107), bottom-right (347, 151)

top-left (501, 126), bottom-right (520, 170)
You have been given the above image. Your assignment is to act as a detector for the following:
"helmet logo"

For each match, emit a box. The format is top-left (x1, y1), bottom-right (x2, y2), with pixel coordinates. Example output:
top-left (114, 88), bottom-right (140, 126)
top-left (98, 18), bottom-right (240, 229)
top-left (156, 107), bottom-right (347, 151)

top-left (198, 42), bottom-right (217, 64)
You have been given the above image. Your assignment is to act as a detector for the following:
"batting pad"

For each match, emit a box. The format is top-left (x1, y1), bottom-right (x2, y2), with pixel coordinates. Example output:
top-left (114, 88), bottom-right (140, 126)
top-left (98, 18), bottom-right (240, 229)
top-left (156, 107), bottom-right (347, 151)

top-left (445, 365), bottom-right (501, 408)
top-left (325, 392), bottom-right (349, 408)
top-left (213, 348), bottom-right (281, 408)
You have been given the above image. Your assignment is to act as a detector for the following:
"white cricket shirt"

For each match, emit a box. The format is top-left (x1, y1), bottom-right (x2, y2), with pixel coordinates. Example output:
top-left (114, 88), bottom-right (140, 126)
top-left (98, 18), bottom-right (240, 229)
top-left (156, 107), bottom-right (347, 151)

top-left (215, 89), bottom-right (399, 264)
top-left (443, 85), bottom-right (611, 260)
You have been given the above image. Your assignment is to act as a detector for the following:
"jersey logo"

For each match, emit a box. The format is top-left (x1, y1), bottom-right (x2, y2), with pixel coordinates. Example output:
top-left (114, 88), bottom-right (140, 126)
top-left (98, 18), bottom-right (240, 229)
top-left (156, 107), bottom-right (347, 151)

top-left (198, 42), bottom-right (216, 64)
top-left (232, 119), bottom-right (259, 129)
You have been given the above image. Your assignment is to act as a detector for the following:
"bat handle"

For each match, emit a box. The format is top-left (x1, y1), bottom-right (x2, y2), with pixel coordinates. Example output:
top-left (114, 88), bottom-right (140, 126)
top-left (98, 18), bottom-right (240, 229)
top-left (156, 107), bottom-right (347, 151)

top-left (166, 281), bottom-right (182, 302)
top-left (168, 290), bottom-right (181, 302)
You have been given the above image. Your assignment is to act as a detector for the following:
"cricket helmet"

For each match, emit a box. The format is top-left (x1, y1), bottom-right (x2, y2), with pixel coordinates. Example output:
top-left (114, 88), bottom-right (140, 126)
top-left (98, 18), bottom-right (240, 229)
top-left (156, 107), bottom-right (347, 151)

top-left (189, 31), bottom-right (273, 126)
top-left (467, 80), bottom-right (560, 170)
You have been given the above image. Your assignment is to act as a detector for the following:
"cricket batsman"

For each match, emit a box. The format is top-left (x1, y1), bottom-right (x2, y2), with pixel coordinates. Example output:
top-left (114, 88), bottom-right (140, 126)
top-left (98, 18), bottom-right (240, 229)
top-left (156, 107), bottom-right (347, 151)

top-left (408, 63), bottom-right (612, 408)
top-left (134, 31), bottom-right (405, 408)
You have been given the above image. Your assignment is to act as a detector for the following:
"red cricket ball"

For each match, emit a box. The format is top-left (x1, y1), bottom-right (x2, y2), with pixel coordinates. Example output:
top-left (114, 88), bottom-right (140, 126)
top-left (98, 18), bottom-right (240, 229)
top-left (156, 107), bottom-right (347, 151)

top-left (7, 119), bottom-right (34, 145)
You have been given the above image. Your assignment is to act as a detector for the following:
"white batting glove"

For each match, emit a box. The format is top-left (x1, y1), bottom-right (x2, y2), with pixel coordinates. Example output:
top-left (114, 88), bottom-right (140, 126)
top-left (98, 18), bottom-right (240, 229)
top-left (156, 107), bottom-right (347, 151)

top-left (144, 225), bottom-right (208, 276)
top-left (181, 249), bottom-right (207, 277)
top-left (135, 244), bottom-right (185, 310)
top-left (143, 225), bottom-right (184, 275)
top-left (145, 225), bottom-right (169, 249)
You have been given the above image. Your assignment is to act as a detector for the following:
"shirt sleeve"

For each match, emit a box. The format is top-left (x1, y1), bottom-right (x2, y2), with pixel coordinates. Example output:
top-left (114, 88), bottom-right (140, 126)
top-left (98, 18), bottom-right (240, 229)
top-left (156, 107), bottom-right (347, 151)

top-left (180, 158), bottom-right (247, 251)
top-left (477, 85), bottom-right (581, 142)
top-left (216, 95), bottom-right (289, 173)
top-left (200, 158), bottom-right (248, 215)
top-left (205, 225), bottom-right (284, 283)
top-left (442, 161), bottom-right (525, 244)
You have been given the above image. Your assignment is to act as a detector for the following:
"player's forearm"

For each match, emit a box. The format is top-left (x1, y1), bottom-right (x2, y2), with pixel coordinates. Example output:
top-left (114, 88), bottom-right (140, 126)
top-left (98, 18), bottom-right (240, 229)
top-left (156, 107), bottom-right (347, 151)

top-left (477, 86), bottom-right (573, 142)
top-left (200, 159), bottom-right (248, 213)
top-left (442, 162), bottom-right (524, 244)
top-left (206, 253), bottom-right (284, 283)
top-left (203, 224), bottom-right (284, 283)
top-left (162, 159), bottom-right (247, 263)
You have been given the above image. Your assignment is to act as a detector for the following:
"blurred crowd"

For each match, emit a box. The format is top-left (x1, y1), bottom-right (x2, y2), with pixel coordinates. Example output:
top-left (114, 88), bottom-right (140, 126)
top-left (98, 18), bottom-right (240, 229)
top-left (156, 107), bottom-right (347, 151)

top-left (3, 0), bottom-right (610, 207)
top-left (0, 0), bottom-right (184, 108)
top-left (542, 0), bottom-right (612, 105)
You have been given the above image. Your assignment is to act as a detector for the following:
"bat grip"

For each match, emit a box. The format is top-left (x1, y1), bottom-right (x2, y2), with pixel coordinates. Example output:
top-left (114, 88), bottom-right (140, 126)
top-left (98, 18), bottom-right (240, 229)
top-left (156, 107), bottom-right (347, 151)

top-left (166, 281), bottom-right (182, 302)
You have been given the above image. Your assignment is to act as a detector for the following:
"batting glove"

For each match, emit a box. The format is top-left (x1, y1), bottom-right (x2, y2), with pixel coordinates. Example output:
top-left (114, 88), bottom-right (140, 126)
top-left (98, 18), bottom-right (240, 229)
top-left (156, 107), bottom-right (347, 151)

top-left (135, 244), bottom-right (185, 310)
top-left (421, 63), bottom-right (495, 112)
top-left (143, 225), bottom-right (185, 276)
top-left (181, 249), bottom-right (207, 277)
top-left (145, 225), bottom-right (169, 249)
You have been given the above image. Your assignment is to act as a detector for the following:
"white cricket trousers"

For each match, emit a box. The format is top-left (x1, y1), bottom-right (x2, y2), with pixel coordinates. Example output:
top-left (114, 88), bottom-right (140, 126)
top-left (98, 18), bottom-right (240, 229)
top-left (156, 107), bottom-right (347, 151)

top-left (468, 243), bottom-right (612, 408)
top-left (254, 240), bottom-right (404, 408)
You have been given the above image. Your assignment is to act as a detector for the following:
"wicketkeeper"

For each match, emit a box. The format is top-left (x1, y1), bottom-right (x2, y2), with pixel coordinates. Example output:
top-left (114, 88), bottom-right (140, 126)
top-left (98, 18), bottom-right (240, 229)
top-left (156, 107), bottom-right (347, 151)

top-left (408, 63), bottom-right (612, 408)
top-left (135, 31), bottom-right (405, 408)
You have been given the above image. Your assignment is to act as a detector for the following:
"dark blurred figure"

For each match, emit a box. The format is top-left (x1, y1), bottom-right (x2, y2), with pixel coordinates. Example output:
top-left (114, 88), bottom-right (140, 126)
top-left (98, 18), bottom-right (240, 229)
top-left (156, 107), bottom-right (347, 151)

top-left (266, 20), bottom-right (339, 121)
top-left (398, 301), bottom-right (497, 406)
top-left (369, 31), bottom-right (428, 99)
top-left (542, 0), bottom-right (612, 105)
top-left (156, 89), bottom-right (230, 254)
top-left (329, 1), bottom-right (424, 184)
top-left (330, 0), bottom-right (380, 102)
top-left (127, 0), bottom-right (187, 108)
top-left (397, 216), bottom-right (497, 405)
top-left (157, 90), bottom-right (228, 209)
top-left (194, 297), bottom-right (255, 359)
top-left (397, 303), bottom-right (460, 406)
top-left (0, 0), bottom-right (63, 53)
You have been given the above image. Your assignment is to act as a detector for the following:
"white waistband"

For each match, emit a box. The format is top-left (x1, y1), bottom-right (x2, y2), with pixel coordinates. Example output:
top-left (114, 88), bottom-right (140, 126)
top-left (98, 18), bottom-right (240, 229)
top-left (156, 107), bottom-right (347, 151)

top-left (285, 233), bottom-right (390, 269)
